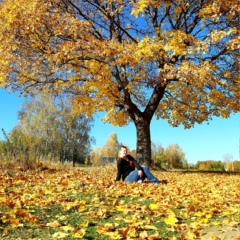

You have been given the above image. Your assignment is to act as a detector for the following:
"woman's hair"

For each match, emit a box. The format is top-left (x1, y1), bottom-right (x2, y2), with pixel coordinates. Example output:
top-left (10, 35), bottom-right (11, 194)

top-left (120, 145), bottom-right (127, 150)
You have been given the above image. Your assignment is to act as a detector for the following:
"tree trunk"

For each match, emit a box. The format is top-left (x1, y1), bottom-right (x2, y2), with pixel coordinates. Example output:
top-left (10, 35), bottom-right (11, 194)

top-left (134, 118), bottom-right (151, 166)
top-left (126, 83), bottom-right (166, 166)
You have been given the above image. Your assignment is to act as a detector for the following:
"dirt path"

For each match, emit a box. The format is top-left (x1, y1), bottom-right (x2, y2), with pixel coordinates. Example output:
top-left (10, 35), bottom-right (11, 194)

top-left (200, 225), bottom-right (240, 240)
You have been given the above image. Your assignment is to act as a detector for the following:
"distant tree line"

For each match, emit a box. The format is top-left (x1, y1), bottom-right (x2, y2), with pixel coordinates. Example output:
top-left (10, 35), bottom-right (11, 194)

top-left (0, 95), bottom-right (94, 167)
top-left (151, 143), bottom-right (188, 169)
top-left (195, 160), bottom-right (240, 172)
top-left (88, 133), bottom-right (188, 169)
top-left (88, 134), bottom-right (240, 172)
top-left (1, 95), bottom-right (238, 172)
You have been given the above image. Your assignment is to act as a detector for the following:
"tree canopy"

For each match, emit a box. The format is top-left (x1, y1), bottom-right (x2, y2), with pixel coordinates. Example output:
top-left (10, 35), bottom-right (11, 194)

top-left (0, 0), bottom-right (239, 164)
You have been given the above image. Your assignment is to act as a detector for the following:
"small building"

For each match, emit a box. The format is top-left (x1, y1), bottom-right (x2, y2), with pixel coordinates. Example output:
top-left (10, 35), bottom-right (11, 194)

top-left (101, 156), bottom-right (115, 165)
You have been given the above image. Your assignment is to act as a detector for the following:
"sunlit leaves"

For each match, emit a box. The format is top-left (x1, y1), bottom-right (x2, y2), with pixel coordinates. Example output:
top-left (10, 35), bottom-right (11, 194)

top-left (0, 0), bottom-right (239, 182)
top-left (149, 203), bottom-right (159, 211)
top-left (164, 210), bottom-right (178, 227)
top-left (131, 0), bottom-right (149, 17)
top-left (0, 0), bottom-right (239, 132)
top-left (0, 164), bottom-right (239, 239)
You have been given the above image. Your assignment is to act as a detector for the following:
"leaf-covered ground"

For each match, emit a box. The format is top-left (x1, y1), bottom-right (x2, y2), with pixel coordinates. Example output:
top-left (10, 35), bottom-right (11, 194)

top-left (0, 164), bottom-right (239, 239)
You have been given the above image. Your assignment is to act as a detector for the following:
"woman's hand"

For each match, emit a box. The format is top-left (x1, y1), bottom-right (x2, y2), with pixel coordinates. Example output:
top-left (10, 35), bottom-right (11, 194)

top-left (138, 170), bottom-right (143, 178)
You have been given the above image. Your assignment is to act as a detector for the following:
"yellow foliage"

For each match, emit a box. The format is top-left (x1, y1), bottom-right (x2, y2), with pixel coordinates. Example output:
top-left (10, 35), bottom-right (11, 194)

top-left (131, 0), bottom-right (149, 17)
top-left (164, 210), bottom-right (178, 227)
top-left (72, 229), bottom-right (86, 239)
top-left (0, 163), bottom-right (240, 239)
top-left (52, 232), bottom-right (69, 239)
top-left (0, 0), bottom-right (239, 132)
top-left (221, 109), bottom-right (229, 118)
top-left (149, 203), bottom-right (159, 210)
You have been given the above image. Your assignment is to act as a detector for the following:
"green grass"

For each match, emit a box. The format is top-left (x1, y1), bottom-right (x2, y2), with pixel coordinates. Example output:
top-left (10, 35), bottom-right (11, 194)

top-left (1, 191), bottom-right (180, 239)
top-left (2, 193), bottom-right (233, 240)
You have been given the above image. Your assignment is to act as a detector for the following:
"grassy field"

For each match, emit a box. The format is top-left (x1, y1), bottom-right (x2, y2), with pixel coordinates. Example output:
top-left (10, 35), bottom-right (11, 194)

top-left (0, 162), bottom-right (239, 239)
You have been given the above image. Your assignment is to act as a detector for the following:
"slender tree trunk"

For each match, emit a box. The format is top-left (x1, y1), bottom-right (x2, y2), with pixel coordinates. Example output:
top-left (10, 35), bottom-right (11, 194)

top-left (134, 118), bottom-right (151, 166)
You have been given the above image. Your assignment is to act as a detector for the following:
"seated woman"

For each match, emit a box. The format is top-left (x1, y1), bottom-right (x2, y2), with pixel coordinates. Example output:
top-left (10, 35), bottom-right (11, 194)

top-left (115, 145), bottom-right (159, 184)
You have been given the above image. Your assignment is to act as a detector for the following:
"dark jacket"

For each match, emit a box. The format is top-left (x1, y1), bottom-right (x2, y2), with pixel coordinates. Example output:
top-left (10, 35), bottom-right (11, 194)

top-left (115, 155), bottom-right (143, 181)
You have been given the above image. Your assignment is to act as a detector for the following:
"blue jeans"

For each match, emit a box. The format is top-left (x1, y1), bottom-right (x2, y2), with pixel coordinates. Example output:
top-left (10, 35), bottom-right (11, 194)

top-left (124, 166), bottom-right (159, 183)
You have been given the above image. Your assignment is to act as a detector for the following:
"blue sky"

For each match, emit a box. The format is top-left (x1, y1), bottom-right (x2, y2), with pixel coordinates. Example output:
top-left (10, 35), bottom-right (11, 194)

top-left (0, 88), bottom-right (239, 164)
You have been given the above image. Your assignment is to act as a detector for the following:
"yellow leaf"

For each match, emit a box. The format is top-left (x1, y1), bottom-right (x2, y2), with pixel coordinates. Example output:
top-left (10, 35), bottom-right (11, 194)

top-left (60, 225), bottom-right (74, 232)
top-left (210, 237), bottom-right (222, 240)
top-left (97, 223), bottom-right (115, 236)
top-left (82, 220), bottom-right (89, 228)
top-left (202, 218), bottom-right (209, 223)
top-left (97, 207), bottom-right (108, 218)
top-left (52, 232), bottom-right (69, 239)
top-left (2, 228), bottom-right (8, 237)
top-left (195, 211), bottom-right (202, 217)
top-left (72, 229), bottom-right (86, 239)
top-left (164, 212), bottom-right (178, 227)
top-left (47, 220), bottom-right (61, 227)
top-left (45, 189), bottom-right (52, 194)
top-left (116, 205), bottom-right (129, 212)
top-left (149, 203), bottom-right (159, 210)
top-left (143, 225), bottom-right (158, 230)
top-left (212, 221), bottom-right (220, 226)
top-left (125, 226), bottom-right (139, 238)
top-left (139, 230), bottom-right (149, 238)
top-left (186, 231), bottom-right (197, 239)
top-left (221, 109), bottom-right (229, 118)
top-left (105, 231), bottom-right (122, 239)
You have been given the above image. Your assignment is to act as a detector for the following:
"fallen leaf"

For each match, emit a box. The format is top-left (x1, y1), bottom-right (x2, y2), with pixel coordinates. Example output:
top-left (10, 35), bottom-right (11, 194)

top-left (164, 212), bottom-right (178, 227)
top-left (149, 203), bottom-right (159, 210)
top-left (60, 225), bottom-right (74, 232)
top-left (47, 220), bottom-right (62, 227)
top-left (72, 229), bottom-right (86, 239)
top-left (52, 232), bottom-right (69, 239)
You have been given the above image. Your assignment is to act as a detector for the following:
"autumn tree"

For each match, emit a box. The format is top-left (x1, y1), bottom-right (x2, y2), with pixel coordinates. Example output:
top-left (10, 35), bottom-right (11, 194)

top-left (17, 95), bottom-right (59, 159)
top-left (101, 133), bottom-right (121, 161)
top-left (56, 97), bottom-right (95, 165)
top-left (89, 146), bottom-right (102, 166)
top-left (164, 144), bottom-right (186, 168)
top-left (128, 149), bottom-right (136, 159)
top-left (151, 142), bottom-right (165, 166)
top-left (232, 161), bottom-right (240, 172)
top-left (0, 129), bottom-right (13, 159)
top-left (0, 0), bottom-right (239, 165)
top-left (196, 160), bottom-right (225, 171)
top-left (0, 140), bottom-right (10, 160)
top-left (16, 94), bottom-right (94, 165)
top-left (90, 133), bottom-right (120, 165)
